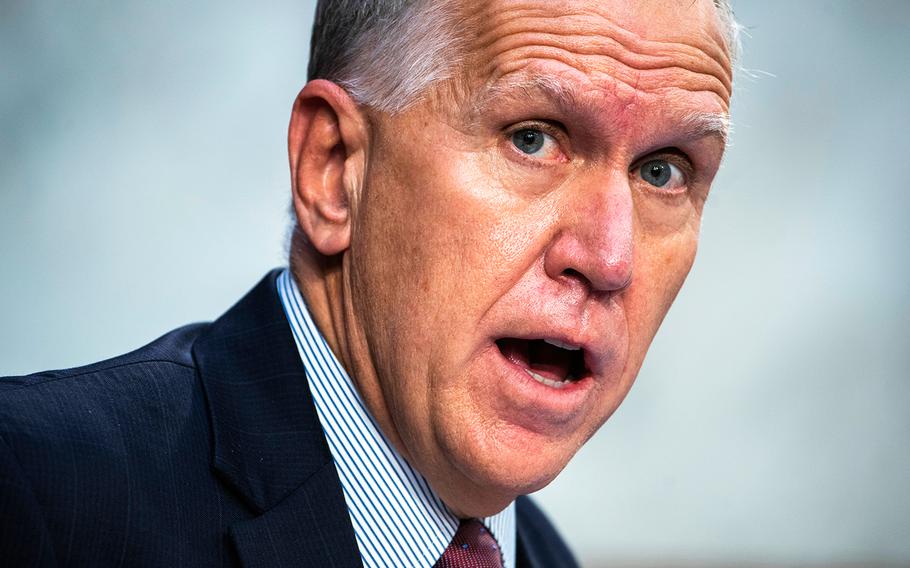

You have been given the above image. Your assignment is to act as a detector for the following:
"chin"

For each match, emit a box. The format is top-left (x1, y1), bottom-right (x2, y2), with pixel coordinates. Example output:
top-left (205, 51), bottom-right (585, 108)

top-left (443, 416), bottom-right (587, 506)
top-left (423, 344), bottom-right (626, 508)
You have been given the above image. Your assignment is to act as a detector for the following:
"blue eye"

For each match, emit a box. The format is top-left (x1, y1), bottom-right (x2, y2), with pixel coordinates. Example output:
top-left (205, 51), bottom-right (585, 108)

top-left (512, 129), bottom-right (546, 154)
top-left (639, 159), bottom-right (685, 189)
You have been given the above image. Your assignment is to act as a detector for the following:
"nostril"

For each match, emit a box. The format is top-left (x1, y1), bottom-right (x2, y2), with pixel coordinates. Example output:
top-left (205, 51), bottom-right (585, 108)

top-left (560, 268), bottom-right (591, 288)
top-left (561, 268), bottom-right (584, 280)
top-left (560, 265), bottom-right (630, 296)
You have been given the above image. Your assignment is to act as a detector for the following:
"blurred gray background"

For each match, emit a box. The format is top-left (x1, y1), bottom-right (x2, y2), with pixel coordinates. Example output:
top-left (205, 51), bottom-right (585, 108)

top-left (2, 1), bottom-right (908, 566)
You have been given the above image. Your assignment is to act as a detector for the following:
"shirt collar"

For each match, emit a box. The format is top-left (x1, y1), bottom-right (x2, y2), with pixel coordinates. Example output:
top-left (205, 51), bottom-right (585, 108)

top-left (277, 269), bottom-right (516, 568)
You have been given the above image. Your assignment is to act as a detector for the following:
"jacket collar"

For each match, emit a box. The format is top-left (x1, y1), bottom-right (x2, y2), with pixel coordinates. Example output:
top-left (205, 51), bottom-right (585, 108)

top-left (192, 270), bottom-right (361, 567)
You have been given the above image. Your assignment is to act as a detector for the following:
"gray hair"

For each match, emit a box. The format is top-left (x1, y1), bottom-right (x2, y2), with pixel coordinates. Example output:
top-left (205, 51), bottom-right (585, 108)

top-left (715, 0), bottom-right (743, 66)
top-left (308, 0), bottom-right (466, 113)
top-left (308, 1), bottom-right (741, 114)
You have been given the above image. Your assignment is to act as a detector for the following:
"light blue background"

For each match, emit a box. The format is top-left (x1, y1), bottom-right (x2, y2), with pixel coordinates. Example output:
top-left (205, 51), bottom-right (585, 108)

top-left (2, 2), bottom-right (908, 566)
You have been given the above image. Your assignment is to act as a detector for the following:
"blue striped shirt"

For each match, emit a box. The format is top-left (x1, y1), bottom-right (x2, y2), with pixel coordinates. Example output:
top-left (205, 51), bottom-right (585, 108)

top-left (277, 269), bottom-right (516, 568)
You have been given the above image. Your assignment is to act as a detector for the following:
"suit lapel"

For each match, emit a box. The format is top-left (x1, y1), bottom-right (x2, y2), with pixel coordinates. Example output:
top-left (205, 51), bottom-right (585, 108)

top-left (193, 271), bottom-right (360, 567)
top-left (229, 462), bottom-right (362, 568)
top-left (514, 495), bottom-right (579, 568)
top-left (516, 518), bottom-right (538, 568)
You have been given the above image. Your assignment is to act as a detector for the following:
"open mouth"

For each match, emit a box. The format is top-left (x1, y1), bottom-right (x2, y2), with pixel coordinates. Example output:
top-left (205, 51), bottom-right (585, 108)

top-left (495, 337), bottom-right (589, 389)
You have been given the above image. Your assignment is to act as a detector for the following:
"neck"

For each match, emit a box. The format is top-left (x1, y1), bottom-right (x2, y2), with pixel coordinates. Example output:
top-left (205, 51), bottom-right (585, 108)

top-left (290, 242), bottom-right (408, 462)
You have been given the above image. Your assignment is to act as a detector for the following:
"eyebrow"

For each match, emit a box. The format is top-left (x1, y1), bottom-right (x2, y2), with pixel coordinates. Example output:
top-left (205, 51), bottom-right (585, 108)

top-left (472, 74), bottom-right (731, 144)
top-left (680, 111), bottom-right (731, 144)
top-left (473, 74), bottom-right (580, 115)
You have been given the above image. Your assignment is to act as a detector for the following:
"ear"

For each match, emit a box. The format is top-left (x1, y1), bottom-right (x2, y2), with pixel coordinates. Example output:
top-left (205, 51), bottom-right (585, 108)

top-left (288, 79), bottom-right (367, 256)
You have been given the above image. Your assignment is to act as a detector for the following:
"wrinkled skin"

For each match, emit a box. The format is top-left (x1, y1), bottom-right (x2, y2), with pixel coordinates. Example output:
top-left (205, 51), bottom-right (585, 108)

top-left (289, 0), bottom-right (732, 518)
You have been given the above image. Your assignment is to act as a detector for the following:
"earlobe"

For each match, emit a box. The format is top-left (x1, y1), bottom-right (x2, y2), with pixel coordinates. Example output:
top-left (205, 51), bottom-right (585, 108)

top-left (288, 79), bottom-right (367, 256)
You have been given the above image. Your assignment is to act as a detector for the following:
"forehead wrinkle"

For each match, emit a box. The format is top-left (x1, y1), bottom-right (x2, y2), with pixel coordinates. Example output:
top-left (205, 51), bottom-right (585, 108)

top-left (475, 2), bottom-right (733, 66)
top-left (469, 4), bottom-right (732, 102)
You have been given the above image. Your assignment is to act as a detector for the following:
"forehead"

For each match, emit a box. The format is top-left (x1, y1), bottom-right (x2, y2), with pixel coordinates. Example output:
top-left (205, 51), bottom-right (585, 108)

top-left (457, 0), bottom-right (733, 120)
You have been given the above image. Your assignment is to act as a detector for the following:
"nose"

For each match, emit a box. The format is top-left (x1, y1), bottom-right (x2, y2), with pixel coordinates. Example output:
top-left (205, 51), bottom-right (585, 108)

top-left (544, 173), bottom-right (634, 295)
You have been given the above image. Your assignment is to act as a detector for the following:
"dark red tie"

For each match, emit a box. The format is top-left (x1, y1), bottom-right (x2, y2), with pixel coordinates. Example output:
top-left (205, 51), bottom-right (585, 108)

top-left (434, 518), bottom-right (503, 568)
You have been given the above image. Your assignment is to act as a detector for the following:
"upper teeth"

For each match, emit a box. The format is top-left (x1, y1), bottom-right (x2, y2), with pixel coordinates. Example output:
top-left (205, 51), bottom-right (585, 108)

top-left (544, 338), bottom-right (581, 351)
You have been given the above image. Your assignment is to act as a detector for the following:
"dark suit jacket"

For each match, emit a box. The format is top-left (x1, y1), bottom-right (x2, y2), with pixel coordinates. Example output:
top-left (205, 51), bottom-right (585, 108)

top-left (0, 271), bottom-right (579, 567)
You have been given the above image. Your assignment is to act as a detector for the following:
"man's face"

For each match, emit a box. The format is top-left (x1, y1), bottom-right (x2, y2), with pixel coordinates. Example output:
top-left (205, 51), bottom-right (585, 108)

top-left (344, 0), bottom-right (731, 512)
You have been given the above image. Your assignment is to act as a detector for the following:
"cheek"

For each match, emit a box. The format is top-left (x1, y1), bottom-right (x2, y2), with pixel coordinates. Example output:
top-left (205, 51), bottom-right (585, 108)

top-left (355, 142), bottom-right (555, 322)
top-left (349, 147), bottom-right (516, 380)
top-left (628, 186), bottom-right (703, 324)
top-left (625, 225), bottom-right (700, 353)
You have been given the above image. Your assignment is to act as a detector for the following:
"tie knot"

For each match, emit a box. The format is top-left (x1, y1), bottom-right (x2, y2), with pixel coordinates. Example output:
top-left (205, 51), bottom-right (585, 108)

top-left (435, 519), bottom-right (503, 568)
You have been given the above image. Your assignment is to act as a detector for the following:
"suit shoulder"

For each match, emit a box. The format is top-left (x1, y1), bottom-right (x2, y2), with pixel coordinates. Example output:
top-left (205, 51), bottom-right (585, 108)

top-left (516, 495), bottom-right (580, 568)
top-left (0, 322), bottom-right (208, 393)
top-left (0, 321), bottom-right (229, 565)
top-left (0, 322), bottom-right (213, 479)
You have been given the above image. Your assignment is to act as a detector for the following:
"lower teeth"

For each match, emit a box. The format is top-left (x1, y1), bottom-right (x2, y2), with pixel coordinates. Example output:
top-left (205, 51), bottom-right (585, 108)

top-left (526, 369), bottom-right (573, 389)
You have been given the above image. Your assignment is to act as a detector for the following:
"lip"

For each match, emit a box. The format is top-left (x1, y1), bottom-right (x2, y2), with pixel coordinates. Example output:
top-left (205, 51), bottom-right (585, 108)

top-left (485, 340), bottom-right (596, 429)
